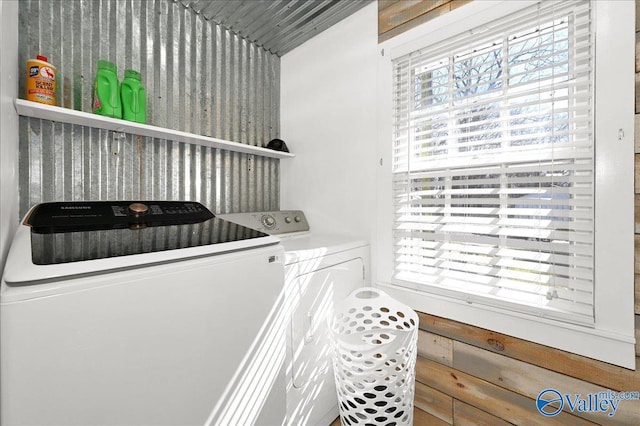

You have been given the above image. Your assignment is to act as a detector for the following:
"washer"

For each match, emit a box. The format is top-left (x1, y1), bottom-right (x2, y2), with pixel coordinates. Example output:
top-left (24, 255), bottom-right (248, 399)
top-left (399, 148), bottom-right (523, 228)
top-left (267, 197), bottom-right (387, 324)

top-left (218, 211), bottom-right (369, 426)
top-left (1, 201), bottom-right (287, 426)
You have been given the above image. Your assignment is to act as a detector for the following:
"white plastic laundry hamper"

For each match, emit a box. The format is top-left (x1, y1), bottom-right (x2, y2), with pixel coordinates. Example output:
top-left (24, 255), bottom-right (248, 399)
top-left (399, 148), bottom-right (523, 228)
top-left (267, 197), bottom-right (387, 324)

top-left (328, 288), bottom-right (418, 426)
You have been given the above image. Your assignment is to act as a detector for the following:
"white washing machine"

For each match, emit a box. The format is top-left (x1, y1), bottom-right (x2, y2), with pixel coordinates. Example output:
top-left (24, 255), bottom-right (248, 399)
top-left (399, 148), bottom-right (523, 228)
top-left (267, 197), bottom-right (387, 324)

top-left (1, 201), bottom-right (287, 426)
top-left (218, 211), bottom-right (369, 426)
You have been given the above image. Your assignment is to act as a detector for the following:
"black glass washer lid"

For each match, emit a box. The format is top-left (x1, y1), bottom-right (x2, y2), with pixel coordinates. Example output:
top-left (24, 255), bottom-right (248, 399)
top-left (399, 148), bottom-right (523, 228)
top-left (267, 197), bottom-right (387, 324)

top-left (24, 201), bottom-right (274, 266)
top-left (26, 201), bottom-right (215, 233)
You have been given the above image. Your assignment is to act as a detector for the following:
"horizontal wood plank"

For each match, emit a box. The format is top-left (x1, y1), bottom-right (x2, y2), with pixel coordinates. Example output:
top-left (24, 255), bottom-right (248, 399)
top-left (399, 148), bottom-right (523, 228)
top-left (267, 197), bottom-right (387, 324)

top-left (453, 400), bottom-right (511, 426)
top-left (413, 406), bottom-right (451, 426)
top-left (636, 154), bottom-right (640, 193)
top-left (636, 31), bottom-right (640, 73)
top-left (635, 235), bottom-right (640, 275)
top-left (379, 0), bottom-right (449, 35)
top-left (418, 312), bottom-right (640, 390)
top-left (449, 0), bottom-right (470, 12)
top-left (379, 1), bottom-right (472, 42)
top-left (453, 341), bottom-right (640, 425)
top-left (414, 381), bottom-right (453, 423)
top-left (635, 275), bottom-right (640, 314)
top-left (636, 73), bottom-right (640, 114)
top-left (635, 114), bottom-right (640, 153)
top-left (378, 0), bottom-right (402, 12)
top-left (637, 315), bottom-right (640, 356)
top-left (417, 329), bottom-right (453, 366)
top-left (416, 357), bottom-right (595, 425)
top-left (635, 195), bottom-right (640, 233)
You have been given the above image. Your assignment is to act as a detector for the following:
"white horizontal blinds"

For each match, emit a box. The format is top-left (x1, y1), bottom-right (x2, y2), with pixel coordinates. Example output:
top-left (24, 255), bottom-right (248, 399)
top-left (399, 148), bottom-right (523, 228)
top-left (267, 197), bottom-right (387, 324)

top-left (391, 1), bottom-right (594, 325)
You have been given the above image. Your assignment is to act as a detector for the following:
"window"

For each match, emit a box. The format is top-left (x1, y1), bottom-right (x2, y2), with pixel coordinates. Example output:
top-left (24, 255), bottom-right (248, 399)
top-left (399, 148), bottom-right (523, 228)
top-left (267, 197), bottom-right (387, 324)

top-left (392, 1), bottom-right (593, 325)
top-left (376, 0), bottom-right (635, 368)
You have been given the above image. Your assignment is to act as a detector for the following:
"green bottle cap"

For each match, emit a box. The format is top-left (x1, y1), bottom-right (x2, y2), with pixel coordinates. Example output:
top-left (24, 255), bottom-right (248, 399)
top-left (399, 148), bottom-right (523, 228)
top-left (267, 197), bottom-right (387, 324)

top-left (124, 69), bottom-right (141, 80)
top-left (97, 60), bottom-right (117, 73)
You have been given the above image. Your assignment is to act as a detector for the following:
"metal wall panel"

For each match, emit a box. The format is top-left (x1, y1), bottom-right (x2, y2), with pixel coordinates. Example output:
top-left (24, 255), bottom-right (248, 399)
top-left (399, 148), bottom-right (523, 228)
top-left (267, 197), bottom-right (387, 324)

top-left (180, 0), bottom-right (373, 56)
top-left (18, 0), bottom-right (280, 218)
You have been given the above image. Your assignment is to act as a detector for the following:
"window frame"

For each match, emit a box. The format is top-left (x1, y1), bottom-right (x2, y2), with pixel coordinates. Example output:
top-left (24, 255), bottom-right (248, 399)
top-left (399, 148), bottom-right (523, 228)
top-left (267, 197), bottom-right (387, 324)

top-left (374, 0), bottom-right (636, 369)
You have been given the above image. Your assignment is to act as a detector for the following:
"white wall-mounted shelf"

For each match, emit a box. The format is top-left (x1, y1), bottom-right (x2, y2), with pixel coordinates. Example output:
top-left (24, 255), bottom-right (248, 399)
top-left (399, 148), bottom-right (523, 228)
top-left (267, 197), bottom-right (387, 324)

top-left (15, 99), bottom-right (294, 159)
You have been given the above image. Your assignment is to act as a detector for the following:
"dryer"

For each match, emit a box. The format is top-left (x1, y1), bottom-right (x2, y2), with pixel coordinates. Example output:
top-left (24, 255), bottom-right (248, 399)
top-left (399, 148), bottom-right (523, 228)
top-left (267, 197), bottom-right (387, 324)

top-left (218, 211), bottom-right (369, 426)
top-left (1, 201), bottom-right (287, 426)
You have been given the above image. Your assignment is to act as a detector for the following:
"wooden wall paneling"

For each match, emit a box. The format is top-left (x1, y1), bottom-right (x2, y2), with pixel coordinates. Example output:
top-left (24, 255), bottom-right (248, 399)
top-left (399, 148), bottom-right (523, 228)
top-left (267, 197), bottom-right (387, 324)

top-left (635, 234), bottom-right (640, 275)
top-left (635, 275), bottom-right (640, 314)
top-left (637, 31), bottom-right (640, 72)
top-left (378, 0), bottom-right (400, 11)
top-left (413, 406), bottom-right (450, 426)
top-left (378, 0), bottom-right (472, 42)
top-left (414, 381), bottom-right (453, 424)
top-left (636, 315), bottom-right (640, 356)
top-left (378, 0), bottom-right (449, 35)
top-left (452, 400), bottom-right (512, 426)
top-left (636, 74), bottom-right (640, 114)
top-left (635, 155), bottom-right (640, 193)
top-left (636, 275), bottom-right (640, 314)
top-left (628, 0), bottom-right (638, 376)
top-left (636, 31), bottom-right (640, 73)
top-left (635, 196), bottom-right (640, 233)
top-left (636, 2), bottom-right (640, 113)
top-left (634, 114), bottom-right (640, 153)
top-left (415, 357), bottom-right (596, 425)
top-left (636, 0), bottom-right (640, 34)
top-left (417, 329), bottom-right (453, 366)
top-left (418, 312), bottom-right (640, 390)
top-left (453, 341), bottom-right (640, 425)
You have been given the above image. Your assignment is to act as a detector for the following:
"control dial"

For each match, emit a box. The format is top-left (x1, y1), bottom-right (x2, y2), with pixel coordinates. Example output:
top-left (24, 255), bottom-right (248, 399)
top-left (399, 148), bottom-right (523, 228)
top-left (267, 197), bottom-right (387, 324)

top-left (129, 202), bottom-right (149, 216)
top-left (261, 214), bottom-right (276, 229)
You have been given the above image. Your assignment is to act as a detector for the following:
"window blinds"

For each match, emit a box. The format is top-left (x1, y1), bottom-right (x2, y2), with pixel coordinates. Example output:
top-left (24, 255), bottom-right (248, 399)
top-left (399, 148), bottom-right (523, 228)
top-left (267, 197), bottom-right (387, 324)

top-left (391, 0), bottom-right (594, 325)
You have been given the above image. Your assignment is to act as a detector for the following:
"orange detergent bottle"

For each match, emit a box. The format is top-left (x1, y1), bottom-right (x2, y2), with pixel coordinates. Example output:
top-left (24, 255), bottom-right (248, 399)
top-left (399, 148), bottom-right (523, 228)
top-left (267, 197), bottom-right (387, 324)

top-left (26, 55), bottom-right (57, 105)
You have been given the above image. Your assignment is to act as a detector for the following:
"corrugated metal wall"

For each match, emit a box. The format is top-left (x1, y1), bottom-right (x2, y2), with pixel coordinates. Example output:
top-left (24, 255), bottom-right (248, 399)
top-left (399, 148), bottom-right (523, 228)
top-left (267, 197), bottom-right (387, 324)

top-left (180, 0), bottom-right (372, 56)
top-left (18, 0), bottom-right (280, 217)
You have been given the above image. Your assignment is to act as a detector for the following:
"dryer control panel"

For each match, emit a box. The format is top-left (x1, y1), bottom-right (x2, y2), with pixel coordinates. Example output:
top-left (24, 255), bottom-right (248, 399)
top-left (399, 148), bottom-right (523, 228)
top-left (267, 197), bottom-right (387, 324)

top-left (218, 210), bottom-right (309, 235)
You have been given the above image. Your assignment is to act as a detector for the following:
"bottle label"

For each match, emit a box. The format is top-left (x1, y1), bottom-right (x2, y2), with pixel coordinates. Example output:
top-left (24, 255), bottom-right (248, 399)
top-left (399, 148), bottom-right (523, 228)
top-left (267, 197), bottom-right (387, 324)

top-left (92, 86), bottom-right (102, 112)
top-left (40, 66), bottom-right (56, 81)
top-left (26, 60), bottom-right (56, 105)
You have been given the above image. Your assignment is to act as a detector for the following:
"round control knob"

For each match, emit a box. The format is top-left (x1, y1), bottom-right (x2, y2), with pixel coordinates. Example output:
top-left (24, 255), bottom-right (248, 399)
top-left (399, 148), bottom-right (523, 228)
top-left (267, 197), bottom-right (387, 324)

top-left (262, 214), bottom-right (276, 229)
top-left (294, 216), bottom-right (302, 223)
top-left (284, 217), bottom-right (292, 224)
top-left (129, 202), bottom-right (149, 216)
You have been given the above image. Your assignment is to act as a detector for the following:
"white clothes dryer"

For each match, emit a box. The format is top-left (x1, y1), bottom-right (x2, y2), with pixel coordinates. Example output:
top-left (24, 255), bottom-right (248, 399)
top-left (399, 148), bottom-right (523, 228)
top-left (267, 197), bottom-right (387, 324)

top-left (218, 211), bottom-right (369, 426)
top-left (1, 201), bottom-right (287, 426)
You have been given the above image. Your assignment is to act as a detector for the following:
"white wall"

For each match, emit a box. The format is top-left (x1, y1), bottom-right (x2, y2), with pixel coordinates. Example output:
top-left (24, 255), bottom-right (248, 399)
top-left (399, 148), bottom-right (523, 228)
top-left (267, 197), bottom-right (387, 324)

top-left (0, 1), bottom-right (20, 277)
top-left (280, 3), bottom-right (378, 238)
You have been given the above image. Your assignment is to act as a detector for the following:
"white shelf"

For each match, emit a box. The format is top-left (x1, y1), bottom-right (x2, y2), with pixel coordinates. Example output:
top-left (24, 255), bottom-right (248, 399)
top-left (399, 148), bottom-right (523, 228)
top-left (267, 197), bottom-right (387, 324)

top-left (15, 99), bottom-right (294, 159)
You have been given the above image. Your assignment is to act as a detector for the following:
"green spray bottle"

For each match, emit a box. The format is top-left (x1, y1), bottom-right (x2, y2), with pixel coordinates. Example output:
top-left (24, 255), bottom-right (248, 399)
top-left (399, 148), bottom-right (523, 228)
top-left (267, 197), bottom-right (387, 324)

top-left (121, 69), bottom-right (146, 124)
top-left (92, 60), bottom-right (122, 118)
